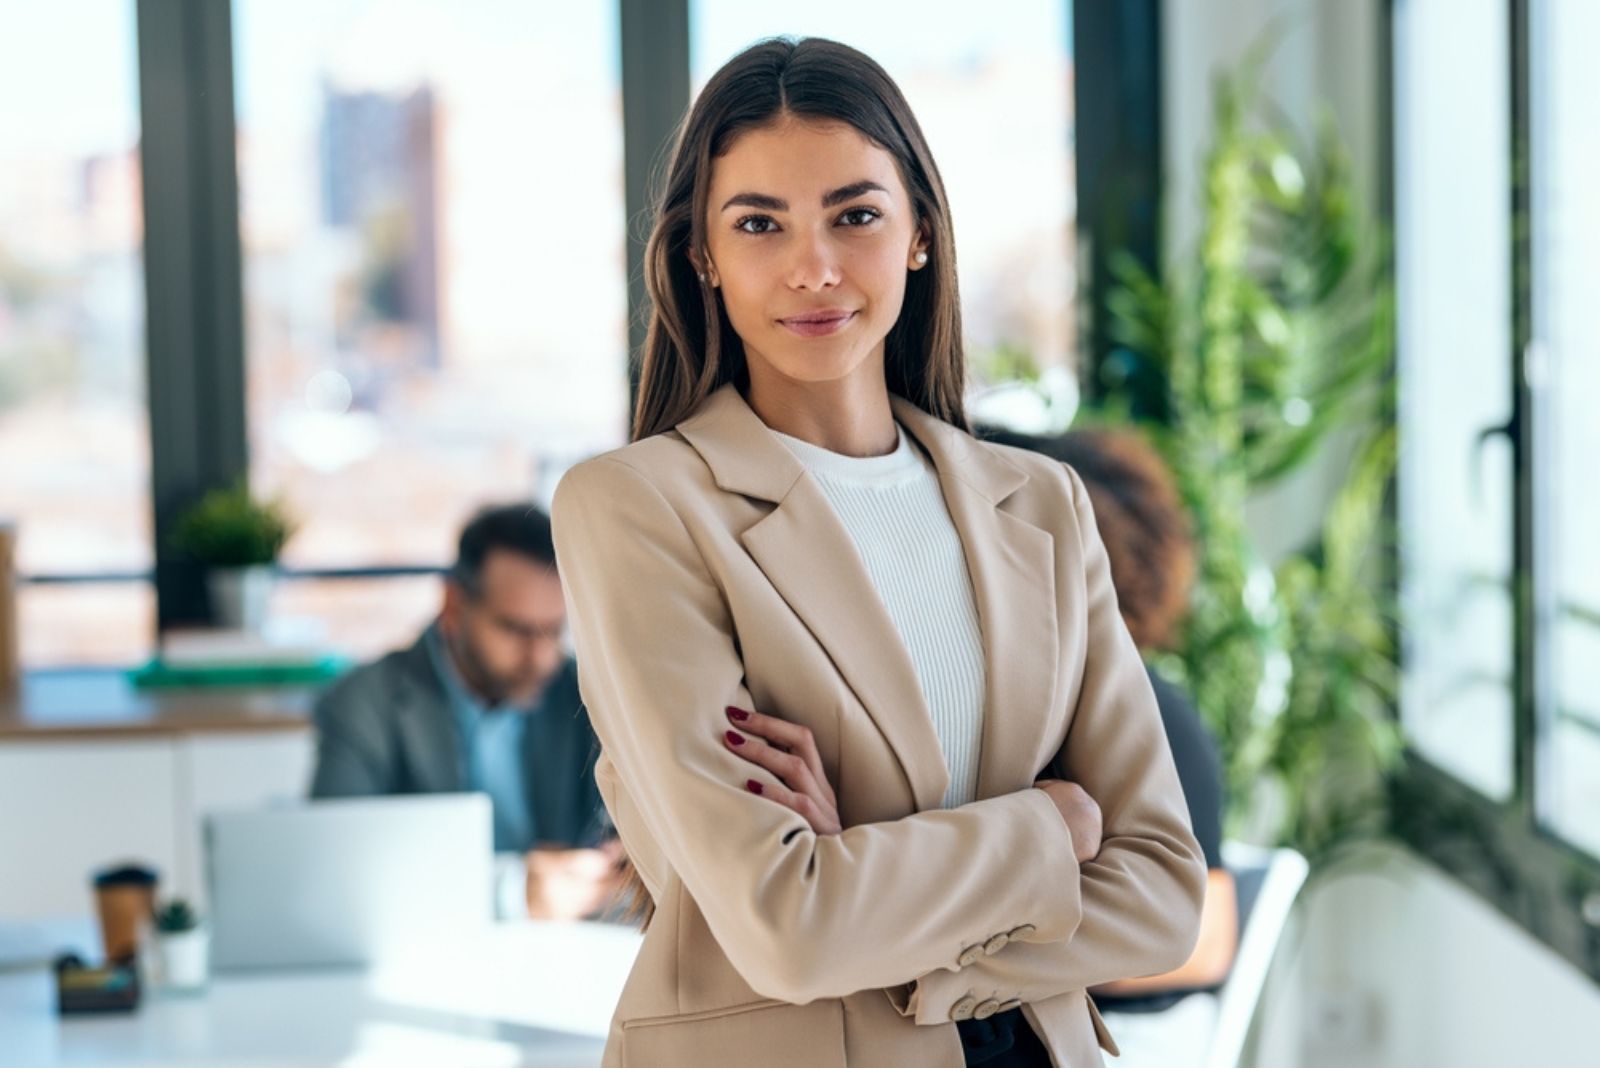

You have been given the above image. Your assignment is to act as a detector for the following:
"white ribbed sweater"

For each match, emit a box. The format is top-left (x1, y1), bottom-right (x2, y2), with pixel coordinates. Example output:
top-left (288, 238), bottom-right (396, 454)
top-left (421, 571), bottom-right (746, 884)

top-left (770, 421), bottom-right (986, 809)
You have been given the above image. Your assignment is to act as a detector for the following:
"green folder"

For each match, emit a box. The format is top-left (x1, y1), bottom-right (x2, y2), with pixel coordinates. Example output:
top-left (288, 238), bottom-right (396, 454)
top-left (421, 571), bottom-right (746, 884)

top-left (127, 656), bottom-right (351, 689)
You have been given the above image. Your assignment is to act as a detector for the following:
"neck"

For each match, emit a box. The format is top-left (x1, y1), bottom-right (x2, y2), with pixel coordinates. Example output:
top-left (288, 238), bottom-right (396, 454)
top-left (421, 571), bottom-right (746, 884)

top-left (436, 622), bottom-right (501, 708)
top-left (743, 355), bottom-right (898, 457)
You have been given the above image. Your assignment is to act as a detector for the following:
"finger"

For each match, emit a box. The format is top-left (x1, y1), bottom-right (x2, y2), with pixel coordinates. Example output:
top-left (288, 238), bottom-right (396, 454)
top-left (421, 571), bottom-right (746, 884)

top-left (726, 707), bottom-right (834, 806)
top-left (724, 728), bottom-right (822, 800)
top-left (742, 774), bottom-right (828, 833)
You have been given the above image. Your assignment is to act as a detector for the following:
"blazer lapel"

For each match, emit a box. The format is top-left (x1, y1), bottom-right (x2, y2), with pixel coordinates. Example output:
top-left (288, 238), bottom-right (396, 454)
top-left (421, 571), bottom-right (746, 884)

top-left (676, 383), bottom-right (1059, 811)
top-left (678, 386), bottom-right (947, 811)
top-left (889, 397), bottom-right (1060, 800)
top-left (394, 637), bottom-right (467, 794)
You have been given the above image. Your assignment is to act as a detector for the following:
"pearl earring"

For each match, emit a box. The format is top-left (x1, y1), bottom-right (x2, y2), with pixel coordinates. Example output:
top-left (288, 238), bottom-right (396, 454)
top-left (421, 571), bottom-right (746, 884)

top-left (914, 250), bottom-right (928, 265)
top-left (698, 272), bottom-right (707, 282)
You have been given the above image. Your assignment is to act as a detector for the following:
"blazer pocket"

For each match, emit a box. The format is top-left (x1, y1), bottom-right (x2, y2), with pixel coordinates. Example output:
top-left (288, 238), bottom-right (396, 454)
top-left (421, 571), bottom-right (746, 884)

top-left (1084, 992), bottom-right (1121, 1057)
top-left (620, 998), bottom-right (846, 1068)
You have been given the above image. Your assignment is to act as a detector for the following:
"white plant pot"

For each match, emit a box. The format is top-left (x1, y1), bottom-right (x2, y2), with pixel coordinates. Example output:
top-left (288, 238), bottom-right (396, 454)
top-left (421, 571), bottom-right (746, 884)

top-left (208, 565), bottom-right (275, 632)
top-left (156, 926), bottom-right (210, 993)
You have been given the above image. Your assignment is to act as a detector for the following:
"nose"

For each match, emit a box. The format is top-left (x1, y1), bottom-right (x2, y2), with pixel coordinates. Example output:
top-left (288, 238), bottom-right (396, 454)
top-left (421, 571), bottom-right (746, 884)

top-left (786, 227), bottom-right (842, 291)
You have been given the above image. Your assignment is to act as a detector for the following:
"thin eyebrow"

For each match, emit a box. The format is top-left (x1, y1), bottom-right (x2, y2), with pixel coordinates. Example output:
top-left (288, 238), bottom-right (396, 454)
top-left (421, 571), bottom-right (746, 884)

top-left (719, 179), bottom-right (890, 214)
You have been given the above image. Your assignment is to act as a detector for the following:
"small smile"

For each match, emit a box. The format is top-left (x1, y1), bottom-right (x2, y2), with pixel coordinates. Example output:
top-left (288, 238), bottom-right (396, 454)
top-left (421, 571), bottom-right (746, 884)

top-left (778, 310), bottom-right (856, 337)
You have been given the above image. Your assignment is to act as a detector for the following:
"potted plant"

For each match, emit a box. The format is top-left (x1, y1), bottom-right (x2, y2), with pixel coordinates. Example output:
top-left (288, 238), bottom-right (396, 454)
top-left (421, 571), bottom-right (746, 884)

top-left (170, 480), bottom-right (295, 632)
top-left (1100, 43), bottom-right (1402, 866)
top-left (152, 898), bottom-right (209, 993)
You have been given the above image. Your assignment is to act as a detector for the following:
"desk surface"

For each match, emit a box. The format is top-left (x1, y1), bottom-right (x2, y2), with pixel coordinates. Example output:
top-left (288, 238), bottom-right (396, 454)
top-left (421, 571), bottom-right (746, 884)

top-left (0, 670), bottom-right (314, 742)
top-left (0, 918), bottom-right (641, 1067)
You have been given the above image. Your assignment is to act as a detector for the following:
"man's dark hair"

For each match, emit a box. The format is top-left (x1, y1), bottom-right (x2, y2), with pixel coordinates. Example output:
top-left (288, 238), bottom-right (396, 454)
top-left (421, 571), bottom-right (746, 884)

top-left (449, 503), bottom-right (556, 598)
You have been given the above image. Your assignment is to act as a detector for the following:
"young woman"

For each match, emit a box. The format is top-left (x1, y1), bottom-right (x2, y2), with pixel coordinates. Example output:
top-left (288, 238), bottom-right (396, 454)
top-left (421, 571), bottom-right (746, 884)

top-left (550, 36), bottom-right (1205, 1068)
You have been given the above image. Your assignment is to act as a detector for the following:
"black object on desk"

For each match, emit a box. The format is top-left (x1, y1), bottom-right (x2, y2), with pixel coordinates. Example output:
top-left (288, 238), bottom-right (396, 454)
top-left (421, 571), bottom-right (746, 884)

top-left (53, 952), bottom-right (142, 1015)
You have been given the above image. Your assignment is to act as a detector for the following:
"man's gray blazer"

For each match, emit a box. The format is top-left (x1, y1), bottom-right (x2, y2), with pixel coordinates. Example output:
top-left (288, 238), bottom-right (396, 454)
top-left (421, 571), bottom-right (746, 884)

top-left (308, 634), bottom-right (609, 849)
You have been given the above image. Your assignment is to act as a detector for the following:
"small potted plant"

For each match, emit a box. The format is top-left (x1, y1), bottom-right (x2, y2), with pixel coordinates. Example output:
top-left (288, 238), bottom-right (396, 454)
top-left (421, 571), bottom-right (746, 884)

top-left (170, 480), bottom-right (295, 632)
top-left (152, 898), bottom-right (209, 993)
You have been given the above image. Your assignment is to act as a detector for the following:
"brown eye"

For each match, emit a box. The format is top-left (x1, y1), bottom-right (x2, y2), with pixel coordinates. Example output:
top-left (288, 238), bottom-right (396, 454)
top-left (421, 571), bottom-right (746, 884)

top-left (735, 215), bottom-right (777, 234)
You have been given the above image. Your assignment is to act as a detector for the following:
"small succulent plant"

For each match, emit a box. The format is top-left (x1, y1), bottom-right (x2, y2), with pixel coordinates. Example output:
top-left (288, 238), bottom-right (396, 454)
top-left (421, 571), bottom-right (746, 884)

top-left (154, 898), bottom-right (201, 934)
top-left (169, 479), bottom-right (295, 567)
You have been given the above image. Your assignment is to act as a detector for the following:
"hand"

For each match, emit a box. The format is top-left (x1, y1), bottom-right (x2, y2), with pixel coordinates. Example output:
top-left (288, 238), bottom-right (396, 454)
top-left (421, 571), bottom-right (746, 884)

top-left (722, 705), bottom-right (843, 836)
top-left (525, 839), bottom-right (627, 921)
top-left (1033, 779), bottom-right (1103, 864)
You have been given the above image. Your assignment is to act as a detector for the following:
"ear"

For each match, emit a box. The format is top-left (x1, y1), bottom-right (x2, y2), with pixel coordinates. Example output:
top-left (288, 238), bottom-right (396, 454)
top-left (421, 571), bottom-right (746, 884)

top-left (439, 583), bottom-right (464, 634)
top-left (687, 248), bottom-right (720, 287)
top-left (908, 223), bottom-right (932, 271)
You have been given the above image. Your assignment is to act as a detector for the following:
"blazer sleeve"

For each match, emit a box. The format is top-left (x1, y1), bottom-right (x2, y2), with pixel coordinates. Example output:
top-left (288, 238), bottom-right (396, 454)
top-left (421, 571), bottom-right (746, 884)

top-left (551, 455), bottom-right (1082, 1005)
top-left (885, 463), bottom-right (1208, 1024)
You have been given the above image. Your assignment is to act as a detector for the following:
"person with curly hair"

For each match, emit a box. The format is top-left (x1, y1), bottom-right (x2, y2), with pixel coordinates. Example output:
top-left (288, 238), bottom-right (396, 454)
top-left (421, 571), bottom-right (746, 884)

top-left (979, 424), bottom-right (1237, 1065)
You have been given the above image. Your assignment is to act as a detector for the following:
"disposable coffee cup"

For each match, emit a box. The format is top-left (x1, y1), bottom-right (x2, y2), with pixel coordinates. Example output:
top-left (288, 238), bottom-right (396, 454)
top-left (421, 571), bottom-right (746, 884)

top-left (92, 863), bottom-right (158, 963)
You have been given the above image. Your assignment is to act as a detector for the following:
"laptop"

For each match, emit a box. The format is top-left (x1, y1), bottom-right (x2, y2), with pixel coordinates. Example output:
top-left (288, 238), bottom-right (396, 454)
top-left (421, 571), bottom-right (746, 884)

top-left (206, 793), bottom-right (494, 971)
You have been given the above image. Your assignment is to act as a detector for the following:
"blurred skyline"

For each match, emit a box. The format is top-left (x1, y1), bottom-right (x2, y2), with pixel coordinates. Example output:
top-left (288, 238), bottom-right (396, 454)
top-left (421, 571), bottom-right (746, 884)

top-left (0, 0), bottom-right (1078, 665)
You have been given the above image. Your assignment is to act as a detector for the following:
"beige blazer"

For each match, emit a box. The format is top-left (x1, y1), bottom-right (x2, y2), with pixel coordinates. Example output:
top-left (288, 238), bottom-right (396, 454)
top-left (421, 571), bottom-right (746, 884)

top-left (550, 382), bottom-right (1206, 1068)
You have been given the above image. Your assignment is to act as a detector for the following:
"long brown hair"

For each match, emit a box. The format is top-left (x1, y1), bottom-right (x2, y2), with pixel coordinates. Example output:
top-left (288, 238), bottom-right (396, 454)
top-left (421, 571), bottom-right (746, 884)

top-left (609, 36), bottom-right (972, 930)
top-left (631, 35), bottom-right (969, 441)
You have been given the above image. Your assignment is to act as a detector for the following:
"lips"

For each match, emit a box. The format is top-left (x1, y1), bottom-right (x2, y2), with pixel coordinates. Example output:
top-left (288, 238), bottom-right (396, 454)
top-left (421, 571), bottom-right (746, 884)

top-left (779, 309), bottom-right (855, 325)
top-left (778, 310), bottom-right (856, 338)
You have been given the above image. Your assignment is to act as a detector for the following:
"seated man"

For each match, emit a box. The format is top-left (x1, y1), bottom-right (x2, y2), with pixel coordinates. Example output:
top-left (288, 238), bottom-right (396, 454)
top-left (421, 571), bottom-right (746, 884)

top-left (980, 424), bottom-right (1238, 1063)
top-left (310, 503), bottom-right (624, 922)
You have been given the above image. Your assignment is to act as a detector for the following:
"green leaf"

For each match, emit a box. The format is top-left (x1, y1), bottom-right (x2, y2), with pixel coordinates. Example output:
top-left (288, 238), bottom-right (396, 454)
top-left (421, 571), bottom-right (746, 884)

top-left (1092, 22), bottom-right (1400, 864)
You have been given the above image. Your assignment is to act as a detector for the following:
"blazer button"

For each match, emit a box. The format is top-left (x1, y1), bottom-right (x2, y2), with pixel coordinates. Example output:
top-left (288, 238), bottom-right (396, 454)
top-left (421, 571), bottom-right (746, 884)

top-left (983, 933), bottom-right (1009, 955)
top-left (957, 944), bottom-right (985, 967)
top-left (973, 998), bottom-right (1001, 1020)
top-left (1006, 924), bottom-right (1037, 940)
top-left (999, 998), bottom-right (1022, 1012)
top-left (950, 995), bottom-right (978, 1021)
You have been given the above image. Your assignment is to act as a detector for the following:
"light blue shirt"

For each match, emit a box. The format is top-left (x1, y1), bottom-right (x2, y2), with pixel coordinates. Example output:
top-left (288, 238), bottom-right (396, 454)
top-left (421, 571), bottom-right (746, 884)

top-left (424, 622), bottom-right (537, 854)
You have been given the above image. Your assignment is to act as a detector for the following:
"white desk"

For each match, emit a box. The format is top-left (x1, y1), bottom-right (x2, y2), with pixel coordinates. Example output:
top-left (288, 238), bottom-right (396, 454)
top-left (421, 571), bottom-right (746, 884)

top-left (0, 918), bottom-right (642, 1067)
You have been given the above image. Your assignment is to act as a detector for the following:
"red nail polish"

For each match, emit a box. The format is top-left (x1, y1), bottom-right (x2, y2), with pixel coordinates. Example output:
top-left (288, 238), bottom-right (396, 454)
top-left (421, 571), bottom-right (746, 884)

top-left (726, 706), bottom-right (750, 721)
top-left (725, 730), bottom-right (745, 746)
top-left (747, 779), bottom-right (764, 795)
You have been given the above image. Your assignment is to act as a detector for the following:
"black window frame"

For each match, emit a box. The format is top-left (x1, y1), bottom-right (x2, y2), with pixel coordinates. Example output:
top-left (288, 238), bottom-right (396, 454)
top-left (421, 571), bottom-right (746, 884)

top-left (1384, 0), bottom-right (1600, 984)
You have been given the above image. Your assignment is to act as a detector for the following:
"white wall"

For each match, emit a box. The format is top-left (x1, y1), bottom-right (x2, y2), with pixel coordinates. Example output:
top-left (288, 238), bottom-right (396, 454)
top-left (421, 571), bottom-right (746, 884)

top-left (1248, 844), bottom-right (1599, 1067)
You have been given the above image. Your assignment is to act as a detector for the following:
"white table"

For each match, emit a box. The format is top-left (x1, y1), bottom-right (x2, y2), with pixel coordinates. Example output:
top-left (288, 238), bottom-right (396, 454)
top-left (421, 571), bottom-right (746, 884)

top-left (0, 918), bottom-right (642, 1067)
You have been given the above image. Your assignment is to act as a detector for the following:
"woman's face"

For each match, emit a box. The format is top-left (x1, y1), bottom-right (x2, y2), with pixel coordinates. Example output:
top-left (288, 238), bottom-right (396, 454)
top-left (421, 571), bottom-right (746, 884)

top-left (700, 116), bottom-right (929, 391)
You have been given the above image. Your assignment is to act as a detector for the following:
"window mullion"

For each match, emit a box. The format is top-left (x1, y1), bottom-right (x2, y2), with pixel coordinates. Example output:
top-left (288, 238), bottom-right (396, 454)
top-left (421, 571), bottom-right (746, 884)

top-left (134, 0), bottom-right (249, 629)
top-left (618, 0), bottom-right (690, 419)
top-left (1507, 0), bottom-right (1539, 827)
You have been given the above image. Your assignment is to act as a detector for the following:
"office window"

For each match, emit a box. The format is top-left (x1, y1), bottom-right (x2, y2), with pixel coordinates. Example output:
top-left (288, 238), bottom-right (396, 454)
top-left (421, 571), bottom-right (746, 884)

top-left (1390, 0), bottom-right (1600, 980)
top-left (233, 0), bottom-right (628, 656)
top-left (1532, 0), bottom-right (1600, 857)
top-left (1393, 0), bottom-right (1514, 799)
top-left (690, 0), bottom-right (1078, 418)
top-left (0, 1), bottom-right (153, 667)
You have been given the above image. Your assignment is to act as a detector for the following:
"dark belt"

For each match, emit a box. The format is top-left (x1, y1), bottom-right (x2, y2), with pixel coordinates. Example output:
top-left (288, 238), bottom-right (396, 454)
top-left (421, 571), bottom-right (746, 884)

top-left (956, 1005), bottom-right (1051, 1067)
